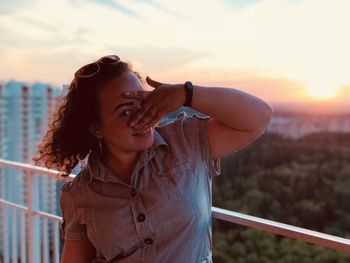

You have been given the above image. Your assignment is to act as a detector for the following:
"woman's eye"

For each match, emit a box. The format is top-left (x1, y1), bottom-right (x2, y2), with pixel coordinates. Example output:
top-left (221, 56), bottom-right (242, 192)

top-left (120, 109), bottom-right (132, 117)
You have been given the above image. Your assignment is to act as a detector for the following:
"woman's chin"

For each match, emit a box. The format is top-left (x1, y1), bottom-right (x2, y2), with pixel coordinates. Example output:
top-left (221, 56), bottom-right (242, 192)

top-left (132, 128), bottom-right (154, 148)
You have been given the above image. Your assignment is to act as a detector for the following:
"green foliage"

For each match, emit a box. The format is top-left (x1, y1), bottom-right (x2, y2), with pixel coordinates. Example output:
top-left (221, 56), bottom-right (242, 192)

top-left (212, 132), bottom-right (350, 262)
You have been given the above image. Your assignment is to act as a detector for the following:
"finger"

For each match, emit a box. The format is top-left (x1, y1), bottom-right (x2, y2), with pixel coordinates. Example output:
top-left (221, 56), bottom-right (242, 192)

top-left (135, 106), bottom-right (158, 129)
top-left (146, 76), bottom-right (162, 88)
top-left (138, 106), bottom-right (163, 129)
top-left (129, 99), bottom-right (154, 127)
top-left (148, 107), bottom-right (163, 127)
top-left (133, 103), bottom-right (158, 129)
top-left (122, 90), bottom-right (150, 100)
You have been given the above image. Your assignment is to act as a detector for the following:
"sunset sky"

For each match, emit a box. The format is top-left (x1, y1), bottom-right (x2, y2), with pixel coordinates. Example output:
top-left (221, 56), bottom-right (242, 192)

top-left (0, 0), bottom-right (349, 113)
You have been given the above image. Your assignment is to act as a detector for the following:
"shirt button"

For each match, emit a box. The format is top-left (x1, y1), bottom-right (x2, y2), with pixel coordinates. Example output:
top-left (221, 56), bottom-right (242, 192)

top-left (130, 188), bottom-right (137, 197)
top-left (144, 238), bottom-right (153, 245)
top-left (137, 213), bottom-right (146, 222)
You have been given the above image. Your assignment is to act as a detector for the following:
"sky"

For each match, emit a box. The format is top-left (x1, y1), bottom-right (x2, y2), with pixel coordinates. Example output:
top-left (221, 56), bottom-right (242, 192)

top-left (0, 0), bottom-right (349, 113)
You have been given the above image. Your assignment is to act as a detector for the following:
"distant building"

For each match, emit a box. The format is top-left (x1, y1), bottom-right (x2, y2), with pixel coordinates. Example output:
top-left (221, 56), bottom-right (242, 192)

top-left (0, 80), bottom-right (63, 263)
top-left (267, 110), bottom-right (350, 139)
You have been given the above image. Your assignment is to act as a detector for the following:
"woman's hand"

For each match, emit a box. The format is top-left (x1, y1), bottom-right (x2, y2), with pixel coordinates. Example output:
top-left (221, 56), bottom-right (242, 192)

top-left (122, 76), bottom-right (186, 129)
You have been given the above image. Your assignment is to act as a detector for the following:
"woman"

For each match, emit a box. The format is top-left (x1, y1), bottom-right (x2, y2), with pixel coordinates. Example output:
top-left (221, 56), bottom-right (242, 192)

top-left (34, 55), bottom-right (272, 262)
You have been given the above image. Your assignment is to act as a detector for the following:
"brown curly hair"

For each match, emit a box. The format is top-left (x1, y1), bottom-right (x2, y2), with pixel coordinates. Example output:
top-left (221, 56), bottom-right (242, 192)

top-left (33, 58), bottom-right (143, 177)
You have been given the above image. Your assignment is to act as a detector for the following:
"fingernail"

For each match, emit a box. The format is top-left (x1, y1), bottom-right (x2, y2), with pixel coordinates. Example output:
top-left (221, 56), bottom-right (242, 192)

top-left (130, 121), bottom-right (135, 127)
top-left (124, 92), bottom-right (130, 96)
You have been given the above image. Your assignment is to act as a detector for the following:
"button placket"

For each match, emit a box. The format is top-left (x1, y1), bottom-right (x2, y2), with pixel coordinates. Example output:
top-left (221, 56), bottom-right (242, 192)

top-left (130, 188), bottom-right (137, 198)
top-left (129, 189), bottom-right (156, 245)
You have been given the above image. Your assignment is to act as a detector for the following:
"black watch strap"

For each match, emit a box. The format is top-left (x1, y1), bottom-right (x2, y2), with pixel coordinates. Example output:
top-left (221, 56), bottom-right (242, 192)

top-left (183, 81), bottom-right (193, 107)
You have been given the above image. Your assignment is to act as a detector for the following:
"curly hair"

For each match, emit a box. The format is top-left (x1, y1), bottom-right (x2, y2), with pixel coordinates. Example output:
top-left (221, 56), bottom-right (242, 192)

top-left (33, 59), bottom-right (143, 177)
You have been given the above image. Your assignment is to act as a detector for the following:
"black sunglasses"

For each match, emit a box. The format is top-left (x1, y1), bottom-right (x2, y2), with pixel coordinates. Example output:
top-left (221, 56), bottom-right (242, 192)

top-left (74, 55), bottom-right (121, 79)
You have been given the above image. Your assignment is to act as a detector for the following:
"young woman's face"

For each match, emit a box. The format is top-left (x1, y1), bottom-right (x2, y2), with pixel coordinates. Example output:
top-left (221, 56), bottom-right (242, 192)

top-left (94, 71), bottom-right (155, 154)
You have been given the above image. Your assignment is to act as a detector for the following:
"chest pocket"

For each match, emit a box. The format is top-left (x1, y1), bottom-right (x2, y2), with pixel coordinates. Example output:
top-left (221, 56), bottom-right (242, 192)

top-left (156, 161), bottom-right (193, 201)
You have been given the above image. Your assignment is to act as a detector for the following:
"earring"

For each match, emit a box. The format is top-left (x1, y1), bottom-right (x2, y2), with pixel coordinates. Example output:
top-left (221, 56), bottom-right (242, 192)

top-left (76, 153), bottom-right (87, 170)
top-left (79, 158), bottom-right (86, 169)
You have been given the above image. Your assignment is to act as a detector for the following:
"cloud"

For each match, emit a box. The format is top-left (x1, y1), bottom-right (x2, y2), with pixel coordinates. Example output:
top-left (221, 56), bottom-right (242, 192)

top-left (287, 0), bottom-right (304, 5)
top-left (85, 0), bottom-right (139, 18)
top-left (0, 24), bottom-right (43, 48)
top-left (158, 66), bottom-right (309, 103)
top-left (17, 17), bottom-right (57, 32)
top-left (0, 48), bottom-right (91, 86)
top-left (0, 0), bottom-right (35, 15)
top-left (0, 0), bottom-right (349, 111)
top-left (0, 22), bottom-right (92, 49)
top-left (107, 45), bottom-right (208, 74)
top-left (127, 0), bottom-right (188, 19)
top-left (139, 0), bottom-right (188, 20)
top-left (222, 76), bottom-right (308, 103)
top-left (222, 0), bottom-right (264, 9)
top-left (43, 26), bottom-right (94, 47)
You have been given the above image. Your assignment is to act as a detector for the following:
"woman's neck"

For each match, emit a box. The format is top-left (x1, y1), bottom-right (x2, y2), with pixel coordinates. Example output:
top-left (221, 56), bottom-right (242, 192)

top-left (100, 144), bottom-right (139, 184)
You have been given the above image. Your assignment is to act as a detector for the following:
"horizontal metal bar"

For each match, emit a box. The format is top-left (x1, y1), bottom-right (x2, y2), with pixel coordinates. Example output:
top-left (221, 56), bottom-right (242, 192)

top-left (32, 210), bottom-right (62, 222)
top-left (212, 207), bottom-right (350, 253)
top-left (0, 198), bottom-right (28, 212)
top-left (0, 158), bottom-right (76, 179)
top-left (0, 199), bottom-right (62, 222)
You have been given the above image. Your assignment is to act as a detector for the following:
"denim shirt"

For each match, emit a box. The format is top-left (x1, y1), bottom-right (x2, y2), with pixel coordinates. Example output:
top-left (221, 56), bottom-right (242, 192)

top-left (60, 112), bottom-right (221, 263)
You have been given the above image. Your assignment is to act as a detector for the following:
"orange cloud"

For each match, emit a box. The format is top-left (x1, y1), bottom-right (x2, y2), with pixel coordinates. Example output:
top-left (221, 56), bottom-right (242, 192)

top-left (158, 68), bottom-right (309, 104)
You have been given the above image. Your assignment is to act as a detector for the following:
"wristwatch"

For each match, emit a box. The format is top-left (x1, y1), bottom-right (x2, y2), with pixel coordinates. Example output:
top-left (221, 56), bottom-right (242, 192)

top-left (183, 81), bottom-right (193, 107)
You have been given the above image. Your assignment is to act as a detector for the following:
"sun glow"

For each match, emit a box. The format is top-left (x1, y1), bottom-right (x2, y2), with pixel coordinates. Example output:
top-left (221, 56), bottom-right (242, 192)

top-left (304, 78), bottom-right (344, 102)
top-left (306, 89), bottom-right (338, 101)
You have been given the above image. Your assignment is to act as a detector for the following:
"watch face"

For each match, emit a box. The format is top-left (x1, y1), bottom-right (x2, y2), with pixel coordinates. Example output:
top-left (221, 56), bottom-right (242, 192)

top-left (185, 81), bottom-right (193, 89)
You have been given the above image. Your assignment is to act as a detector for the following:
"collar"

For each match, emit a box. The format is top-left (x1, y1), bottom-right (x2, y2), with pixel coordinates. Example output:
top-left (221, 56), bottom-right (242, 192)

top-left (85, 128), bottom-right (168, 183)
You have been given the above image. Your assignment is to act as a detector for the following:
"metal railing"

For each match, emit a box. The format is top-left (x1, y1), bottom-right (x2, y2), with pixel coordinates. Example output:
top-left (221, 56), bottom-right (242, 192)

top-left (0, 159), bottom-right (74, 263)
top-left (212, 207), bottom-right (350, 253)
top-left (0, 158), bottom-right (350, 263)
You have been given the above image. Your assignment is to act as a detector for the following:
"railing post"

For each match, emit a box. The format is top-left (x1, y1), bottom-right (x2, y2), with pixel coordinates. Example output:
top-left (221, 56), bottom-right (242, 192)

top-left (20, 210), bottom-right (26, 263)
top-left (1, 205), bottom-right (9, 263)
top-left (53, 221), bottom-right (60, 263)
top-left (25, 170), bottom-right (33, 263)
top-left (11, 208), bottom-right (17, 263)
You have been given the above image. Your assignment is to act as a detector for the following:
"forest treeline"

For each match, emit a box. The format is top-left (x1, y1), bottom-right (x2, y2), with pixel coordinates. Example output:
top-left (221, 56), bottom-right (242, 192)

top-left (212, 131), bottom-right (350, 262)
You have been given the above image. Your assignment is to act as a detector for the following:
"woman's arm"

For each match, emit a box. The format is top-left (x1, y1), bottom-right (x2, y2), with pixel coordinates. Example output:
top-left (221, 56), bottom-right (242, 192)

top-left (191, 85), bottom-right (272, 158)
top-left (61, 239), bottom-right (96, 263)
top-left (123, 76), bottom-right (273, 158)
top-left (191, 85), bottom-right (272, 133)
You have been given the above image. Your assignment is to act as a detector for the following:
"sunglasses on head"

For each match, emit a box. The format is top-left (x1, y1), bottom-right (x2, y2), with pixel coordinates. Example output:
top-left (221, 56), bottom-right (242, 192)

top-left (74, 55), bottom-right (121, 79)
